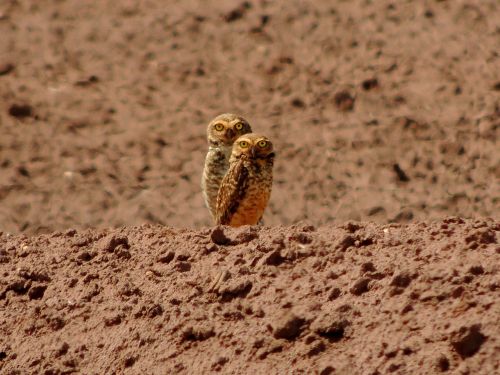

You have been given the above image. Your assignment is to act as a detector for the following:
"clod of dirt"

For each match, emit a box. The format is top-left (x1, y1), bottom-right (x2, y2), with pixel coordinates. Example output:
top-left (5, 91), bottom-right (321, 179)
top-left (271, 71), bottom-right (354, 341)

top-left (350, 277), bottom-right (371, 295)
top-left (362, 78), bottom-right (379, 90)
top-left (307, 340), bottom-right (326, 357)
top-left (436, 355), bottom-right (450, 372)
top-left (134, 302), bottom-right (164, 319)
top-left (218, 280), bottom-right (252, 301)
top-left (16, 166), bottom-right (30, 177)
top-left (229, 226), bottom-right (259, 244)
top-left (1, 280), bottom-right (29, 298)
top-left (290, 232), bottom-right (313, 244)
top-left (124, 355), bottom-right (137, 368)
top-left (310, 315), bottom-right (349, 342)
top-left (343, 222), bottom-right (361, 233)
top-left (17, 268), bottom-right (51, 282)
top-left (392, 210), bottom-right (414, 223)
top-left (146, 304), bottom-right (163, 318)
top-left (48, 316), bottom-right (65, 331)
top-left (337, 235), bottom-right (356, 251)
top-left (464, 228), bottom-right (496, 248)
top-left (393, 163), bottom-right (410, 182)
top-left (0, 254), bottom-right (9, 264)
top-left (119, 282), bottom-right (141, 298)
top-left (328, 287), bottom-right (341, 301)
top-left (104, 314), bottom-right (123, 327)
top-left (28, 284), bottom-right (47, 300)
top-left (268, 56), bottom-right (294, 74)
top-left (250, 14), bottom-right (271, 33)
top-left (390, 272), bottom-right (413, 288)
top-left (157, 251), bottom-right (175, 263)
top-left (176, 252), bottom-right (190, 261)
top-left (365, 119), bottom-right (380, 127)
top-left (211, 227), bottom-right (230, 245)
top-left (334, 91), bottom-right (355, 111)
top-left (272, 312), bottom-right (306, 340)
top-left (174, 261), bottom-right (191, 272)
top-left (114, 246), bottom-right (131, 259)
top-left (8, 103), bottom-right (34, 118)
top-left (211, 355), bottom-right (228, 370)
top-left (360, 262), bottom-right (376, 274)
top-left (291, 98), bottom-right (306, 108)
top-left (262, 250), bottom-right (284, 266)
top-left (75, 75), bottom-right (99, 87)
top-left (319, 366), bottom-right (335, 375)
top-left (98, 234), bottom-right (129, 252)
top-left (451, 286), bottom-right (464, 298)
top-left (223, 1), bottom-right (251, 22)
top-left (0, 62), bottom-right (14, 75)
top-left (54, 342), bottom-right (69, 358)
top-left (450, 324), bottom-right (487, 359)
top-left (256, 340), bottom-right (283, 360)
top-left (181, 325), bottom-right (215, 342)
top-left (77, 250), bottom-right (95, 262)
top-left (468, 265), bottom-right (484, 275)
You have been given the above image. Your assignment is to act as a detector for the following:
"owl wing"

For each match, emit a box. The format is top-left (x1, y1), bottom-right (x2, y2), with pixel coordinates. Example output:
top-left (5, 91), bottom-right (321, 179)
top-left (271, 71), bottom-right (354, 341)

top-left (215, 158), bottom-right (249, 225)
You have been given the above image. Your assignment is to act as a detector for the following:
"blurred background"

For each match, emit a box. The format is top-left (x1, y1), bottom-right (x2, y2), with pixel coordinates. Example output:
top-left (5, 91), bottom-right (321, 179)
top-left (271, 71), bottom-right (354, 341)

top-left (0, 0), bottom-right (498, 234)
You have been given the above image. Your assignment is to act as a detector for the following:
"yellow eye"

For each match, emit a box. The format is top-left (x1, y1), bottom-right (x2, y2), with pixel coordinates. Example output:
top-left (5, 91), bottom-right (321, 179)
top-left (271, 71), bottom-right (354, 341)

top-left (214, 123), bottom-right (224, 131)
top-left (235, 122), bottom-right (244, 130)
top-left (258, 140), bottom-right (268, 148)
top-left (239, 141), bottom-right (249, 148)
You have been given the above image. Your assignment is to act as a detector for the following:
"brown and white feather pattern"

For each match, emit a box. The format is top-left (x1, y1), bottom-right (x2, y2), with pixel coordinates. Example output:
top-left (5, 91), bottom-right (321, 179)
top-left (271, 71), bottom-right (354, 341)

top-left (201, 113), bottom-right (252, 220)
top-left (201, 145), bottom-right (231, 219)
top-left (216, 135), bottom-right (274, 227)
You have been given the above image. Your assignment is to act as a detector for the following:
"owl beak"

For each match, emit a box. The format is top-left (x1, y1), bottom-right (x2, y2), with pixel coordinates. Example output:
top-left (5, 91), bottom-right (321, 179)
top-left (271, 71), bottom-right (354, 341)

top-left (250, 147), bottom-right (257, 158)
top-left (225, 128), bottom-right (235, 140)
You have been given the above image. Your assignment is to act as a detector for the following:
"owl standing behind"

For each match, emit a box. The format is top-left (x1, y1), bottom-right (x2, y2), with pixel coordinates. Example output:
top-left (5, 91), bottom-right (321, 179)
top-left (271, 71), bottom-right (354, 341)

top-left (202, 114), bottom-right (252, 220)
top-left (216, 134), bottom-right (275, 227)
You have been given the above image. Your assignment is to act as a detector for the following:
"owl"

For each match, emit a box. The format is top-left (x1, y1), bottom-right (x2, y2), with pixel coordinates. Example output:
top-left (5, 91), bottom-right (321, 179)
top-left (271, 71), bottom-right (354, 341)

top-left (202, 113), bottom-right (252, 220)
top-left (215, 133), bottom-right (275, 227)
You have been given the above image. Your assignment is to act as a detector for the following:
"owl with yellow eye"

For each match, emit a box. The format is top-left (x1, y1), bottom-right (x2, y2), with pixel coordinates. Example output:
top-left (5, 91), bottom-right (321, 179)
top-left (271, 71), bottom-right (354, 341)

top-left (202, 113), bottom-right (253, 220)
top-left (215, 133), bottom-right (275, 227)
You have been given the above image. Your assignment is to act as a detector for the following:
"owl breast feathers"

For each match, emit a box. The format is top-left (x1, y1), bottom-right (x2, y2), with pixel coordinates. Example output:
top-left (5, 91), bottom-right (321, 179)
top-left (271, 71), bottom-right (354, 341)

top-left (215, 133), bottom-right (275, 227)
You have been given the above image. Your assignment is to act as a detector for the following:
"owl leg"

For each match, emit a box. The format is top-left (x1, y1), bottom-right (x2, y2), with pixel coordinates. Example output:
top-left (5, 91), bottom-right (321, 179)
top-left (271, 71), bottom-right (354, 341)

top-left (257, 217), bottom-right (264, 226)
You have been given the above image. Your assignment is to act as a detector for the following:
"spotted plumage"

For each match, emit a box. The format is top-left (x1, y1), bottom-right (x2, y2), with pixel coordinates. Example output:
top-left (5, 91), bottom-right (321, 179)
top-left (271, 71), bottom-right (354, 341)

top-left (201, 113), bottom-right (252, 221)
top-left (216, 134), bottom-right (274, 227)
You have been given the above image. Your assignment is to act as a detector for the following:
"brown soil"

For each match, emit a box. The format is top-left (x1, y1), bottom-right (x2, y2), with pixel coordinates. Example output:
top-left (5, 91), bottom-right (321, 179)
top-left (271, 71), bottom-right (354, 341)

top-left (1, 219), bottom-right (499, 374)
top-left (0, 1), bottom-right (499, 234)
top-left (1, 0), bottom-right (499, 374)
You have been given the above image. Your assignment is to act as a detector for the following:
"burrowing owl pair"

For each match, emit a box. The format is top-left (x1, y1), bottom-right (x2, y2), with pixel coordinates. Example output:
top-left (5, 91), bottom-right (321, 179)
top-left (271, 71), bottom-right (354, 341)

top-left (201, 113), bottom-right (274, 227)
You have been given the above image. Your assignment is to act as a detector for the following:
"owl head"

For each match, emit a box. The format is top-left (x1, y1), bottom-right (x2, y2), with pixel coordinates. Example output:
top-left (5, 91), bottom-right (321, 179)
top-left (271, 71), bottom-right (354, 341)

top-left (207, 113), bottom-right (252, 147)
top-left (231, 133), bottom-right (274, 160)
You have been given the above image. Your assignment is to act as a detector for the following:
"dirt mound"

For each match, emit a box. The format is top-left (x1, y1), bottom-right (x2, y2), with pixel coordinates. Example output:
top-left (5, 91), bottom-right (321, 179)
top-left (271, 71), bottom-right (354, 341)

top-left (1, 219), bottom-right (498, 374)
top-left (1, 1), bottom-right (499, 235)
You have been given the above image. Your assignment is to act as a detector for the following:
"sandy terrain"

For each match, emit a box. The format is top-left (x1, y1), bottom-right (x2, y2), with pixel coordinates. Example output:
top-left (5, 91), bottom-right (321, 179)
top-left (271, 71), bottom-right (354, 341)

top-left (0, 0), bottom-right (499, 374)
top-left (0, 0), bottom-right (498, 234)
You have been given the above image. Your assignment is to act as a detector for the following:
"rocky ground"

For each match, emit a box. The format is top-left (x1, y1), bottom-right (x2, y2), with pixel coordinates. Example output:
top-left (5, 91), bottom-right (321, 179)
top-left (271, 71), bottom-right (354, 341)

top-left (0, 0), bottom-right (499, 374)
top-left (1, 219), bottom-right (499, 374)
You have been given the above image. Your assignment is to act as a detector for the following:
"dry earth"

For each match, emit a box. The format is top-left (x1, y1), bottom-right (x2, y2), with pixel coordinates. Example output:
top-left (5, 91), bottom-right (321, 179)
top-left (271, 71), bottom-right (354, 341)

top-left (0, 0), bottom-right (499, 234)
top-left (0, 0), bottom-right (499, 374)
top-left (1, 219), bottom-right (499, 374)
